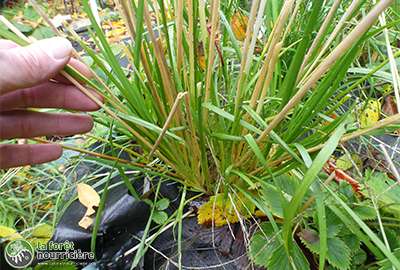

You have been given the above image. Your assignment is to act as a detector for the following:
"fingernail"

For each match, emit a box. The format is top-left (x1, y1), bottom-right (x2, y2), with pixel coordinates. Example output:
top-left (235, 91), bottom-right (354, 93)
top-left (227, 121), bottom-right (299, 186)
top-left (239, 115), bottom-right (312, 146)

top-left (44, 37), bottom-right (72, 60)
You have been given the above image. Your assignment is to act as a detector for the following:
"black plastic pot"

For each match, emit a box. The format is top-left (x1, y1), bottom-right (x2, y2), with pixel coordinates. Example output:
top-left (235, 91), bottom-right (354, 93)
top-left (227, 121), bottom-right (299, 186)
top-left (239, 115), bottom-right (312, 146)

top-left (35, 177), bottom-right (254, 270)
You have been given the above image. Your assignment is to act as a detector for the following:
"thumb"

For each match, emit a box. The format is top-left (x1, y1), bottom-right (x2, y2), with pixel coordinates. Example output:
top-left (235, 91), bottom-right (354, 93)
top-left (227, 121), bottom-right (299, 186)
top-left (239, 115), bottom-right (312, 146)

top-left (0, 37), bottom-right (72, 95)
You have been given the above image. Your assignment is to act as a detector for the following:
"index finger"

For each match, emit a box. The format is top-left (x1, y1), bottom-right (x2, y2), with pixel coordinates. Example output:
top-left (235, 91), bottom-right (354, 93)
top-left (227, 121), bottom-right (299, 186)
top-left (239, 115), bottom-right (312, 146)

top-left (0, 39), bottom-right (18, 49)
top-left (0, 37), bottom-right (72, 95)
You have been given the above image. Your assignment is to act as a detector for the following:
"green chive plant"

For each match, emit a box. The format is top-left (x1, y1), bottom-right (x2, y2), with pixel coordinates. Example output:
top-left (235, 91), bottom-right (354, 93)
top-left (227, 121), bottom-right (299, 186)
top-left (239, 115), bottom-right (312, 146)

top-left (60, 0), bottom-right (399, 194)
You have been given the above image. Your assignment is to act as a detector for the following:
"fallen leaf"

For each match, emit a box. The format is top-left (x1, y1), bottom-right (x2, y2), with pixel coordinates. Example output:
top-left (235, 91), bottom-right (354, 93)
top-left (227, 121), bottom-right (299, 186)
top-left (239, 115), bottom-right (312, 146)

top-left (0, 226), bottom-right (22, 240)
top-left (197, 193), bottom-right (255, 227)
top-left (85, 207), bottom-right (96, 217)
top-left (359, 99), bottom-right (380, 128)
top-left (231, 11), bottom-right (248, 41)
top-left (77, 183), bottom-right (100, 229)
top-left (79, 216), bottom-right (94, 230)
top-left (77, 183), bottom-right (100, 210)
top-left (106, 28), bottom-right (126, 39)
top-left (324, 160), bottom-right (361, 194)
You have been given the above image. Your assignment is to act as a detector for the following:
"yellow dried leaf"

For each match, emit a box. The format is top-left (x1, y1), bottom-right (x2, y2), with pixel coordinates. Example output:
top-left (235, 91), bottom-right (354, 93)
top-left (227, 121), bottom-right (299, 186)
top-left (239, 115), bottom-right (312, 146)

top-left (79, 216), bottom-right (94, 230)
top-left (111, 20), bottom-right (125, 28)
top-left (198, 55), bottom-right (206, 71)
top-left (197, 193), bottom-right (255, 227)
top-left (77, 183), bottom-right (100, 210)
top-left (336, 154), bottom-right (362, 171)
top-left (106, 28), bottom-right (126, 39)
top-left (28, 224), bottom-right (54, 248)
top-left (230, 11), bottom-right (248, 41)
top-left (0, 226), bottom-right (22, 240)
top-left (32, 224), bottom-right (53, 238)
top-left (77, 183), bottom-right (99, 229)
top-left (197, 43), bottom-right (206, 71)
top-left (359, 99), bottom-right (380, 128)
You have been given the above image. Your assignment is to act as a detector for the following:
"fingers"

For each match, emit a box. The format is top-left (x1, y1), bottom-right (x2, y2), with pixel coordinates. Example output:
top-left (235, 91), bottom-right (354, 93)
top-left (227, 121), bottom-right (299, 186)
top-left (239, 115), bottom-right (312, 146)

top-left (0, 39), bottom-right (18, 49)
top-left (0, 144), bottom-right (62, 169)
top-left (0, 37), bottom-right (72, 94)
top-left (0, 110), bottom-right (93, 139)
top-left (53, 58), bottom-right (94, 84)
top-left (69, 58), bottom-right (94, 78)
top-left (0, 82), bottom-right (102, 111)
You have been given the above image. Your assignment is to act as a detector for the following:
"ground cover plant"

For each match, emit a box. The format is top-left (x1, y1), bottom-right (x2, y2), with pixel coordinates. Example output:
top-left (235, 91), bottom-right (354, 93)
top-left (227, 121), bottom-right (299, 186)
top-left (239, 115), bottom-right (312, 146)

top-left (2, 0), bottom-right (400, 269)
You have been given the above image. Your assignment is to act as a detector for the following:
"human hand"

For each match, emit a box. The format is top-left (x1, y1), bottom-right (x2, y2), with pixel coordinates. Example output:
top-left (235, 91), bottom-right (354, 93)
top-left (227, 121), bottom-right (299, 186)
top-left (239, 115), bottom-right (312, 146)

top-left (0, 37), bottom-right (101, 169)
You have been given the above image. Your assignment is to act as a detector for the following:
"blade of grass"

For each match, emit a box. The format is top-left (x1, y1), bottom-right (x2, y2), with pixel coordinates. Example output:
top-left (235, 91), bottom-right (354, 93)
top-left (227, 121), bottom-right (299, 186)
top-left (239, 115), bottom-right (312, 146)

top-left (282, 118), bottom-right (347, 250)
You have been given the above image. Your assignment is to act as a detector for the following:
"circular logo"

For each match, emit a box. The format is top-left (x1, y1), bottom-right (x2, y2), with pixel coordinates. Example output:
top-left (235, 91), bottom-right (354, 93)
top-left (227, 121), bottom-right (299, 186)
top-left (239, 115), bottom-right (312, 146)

top-left (4, 239), bottom-right (34, 269)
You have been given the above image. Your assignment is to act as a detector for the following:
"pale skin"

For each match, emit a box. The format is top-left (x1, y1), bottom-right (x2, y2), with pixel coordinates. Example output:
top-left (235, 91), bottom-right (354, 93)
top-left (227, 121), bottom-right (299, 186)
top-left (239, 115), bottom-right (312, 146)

top-left (0, 37), bottom-right (102, 169)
